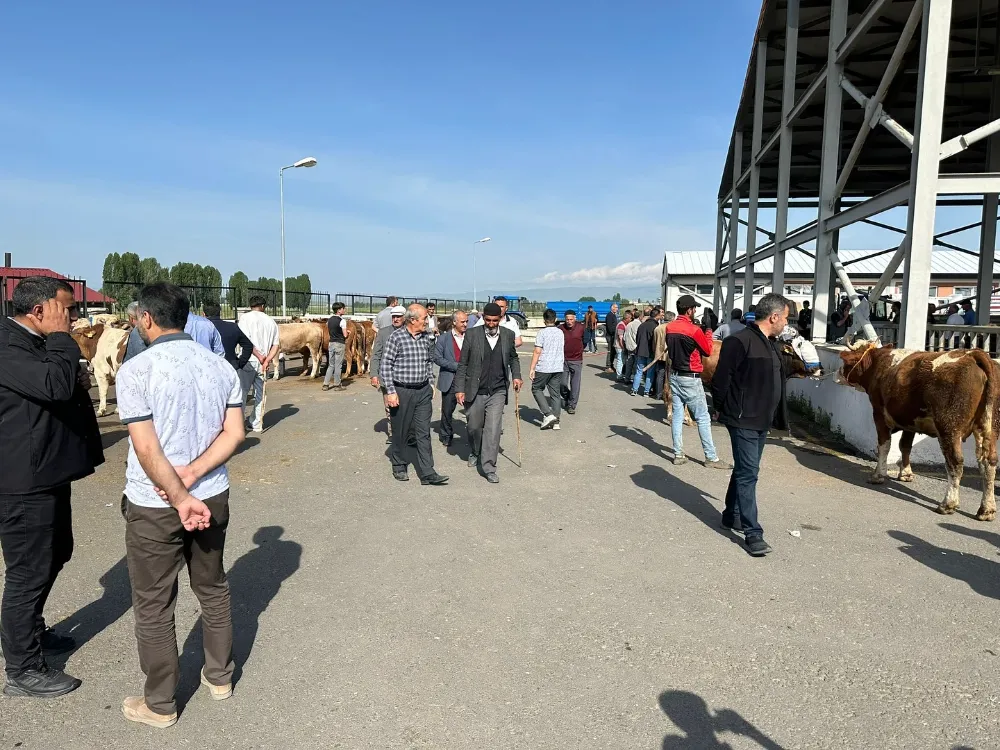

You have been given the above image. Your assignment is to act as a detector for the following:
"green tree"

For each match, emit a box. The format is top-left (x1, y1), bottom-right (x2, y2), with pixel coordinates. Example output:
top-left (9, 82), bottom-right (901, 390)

top-left (578, 296), bottom-right (597, 302)
top-left (101, 252), bottom-right (122, 304)
top-left (229, 271), bottom-right (249, 308)
top-left (139, 257), bottom-right (168, 285)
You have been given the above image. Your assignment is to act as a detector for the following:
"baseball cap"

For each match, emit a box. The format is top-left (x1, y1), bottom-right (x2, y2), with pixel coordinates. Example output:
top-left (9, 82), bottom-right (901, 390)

top-left (676, 294), bottom-right (701, 313)
top-left (390, 306), bottom-right (406, 316)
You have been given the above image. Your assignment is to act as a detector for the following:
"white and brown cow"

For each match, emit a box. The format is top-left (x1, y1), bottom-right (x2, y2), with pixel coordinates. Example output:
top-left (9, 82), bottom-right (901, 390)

top-left (838, 343), bottom-right (999, 521)
top-left (70, 323), bottom-right (130, 416)
top-left (272, 322), bottom-right (325, 379)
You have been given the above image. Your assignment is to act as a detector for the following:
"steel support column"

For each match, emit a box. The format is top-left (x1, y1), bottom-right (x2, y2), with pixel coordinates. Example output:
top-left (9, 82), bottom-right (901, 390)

top-left (726, 131), bottom-right (743, 315)
top-left (773, 0), bottom-right (799, 297)
top-left (900, 0), bottom-right (952, 350)
top-left (744, 40), bottom-right (768, 314)
top-left (811, 0), bottom-right (848, 343)
top-left (976, 75), bottom-right (1000, 324)
top-left (713, 205), bottom-right (726, 315)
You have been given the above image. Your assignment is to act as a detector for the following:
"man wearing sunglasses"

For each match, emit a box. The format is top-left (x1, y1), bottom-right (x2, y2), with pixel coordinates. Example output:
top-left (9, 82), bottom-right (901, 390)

top-left (0, 277), bottom-right (104, 698)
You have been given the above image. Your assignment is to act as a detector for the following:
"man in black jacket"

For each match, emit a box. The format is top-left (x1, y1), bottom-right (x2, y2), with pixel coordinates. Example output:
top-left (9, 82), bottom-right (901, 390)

top-left (454, 303), bottom-right (522, 484)
top-left (204, 303), bottom-right (254, 373)
top-left (710, 293), bottom-right (790, 558)
top-left (0, 277), bottom-right (104, 697)
top-left (604, 303), bottom-right (618, 373)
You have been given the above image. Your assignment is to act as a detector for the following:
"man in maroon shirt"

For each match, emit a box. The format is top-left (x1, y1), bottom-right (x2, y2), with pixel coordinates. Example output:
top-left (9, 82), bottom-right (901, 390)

top-left (559, 310), bottom-right (585, 414)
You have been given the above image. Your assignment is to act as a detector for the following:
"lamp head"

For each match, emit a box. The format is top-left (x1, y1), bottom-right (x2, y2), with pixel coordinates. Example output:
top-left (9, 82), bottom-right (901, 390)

top-left (293, 157), bottom-right (318, 168)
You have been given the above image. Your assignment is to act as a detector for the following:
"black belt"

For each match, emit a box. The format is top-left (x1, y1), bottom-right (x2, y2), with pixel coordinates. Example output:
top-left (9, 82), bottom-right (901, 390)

top-left (393, 381), bottom-right (429, 389)
top-left (672, 371), bottom-right (701, 379)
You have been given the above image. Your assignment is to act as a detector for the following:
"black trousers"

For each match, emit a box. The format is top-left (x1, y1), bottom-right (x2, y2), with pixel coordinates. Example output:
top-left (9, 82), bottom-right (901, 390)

top-left (624, 350), bottom-right (637, 383)
top-left (605, 336), bottom-right (616, 369)
top-left (389, 384), bottom-right (435, 479)
top-left (439, 386), bottom-right (459, 441)
top-left (0, 485), bottom-right (73, 676)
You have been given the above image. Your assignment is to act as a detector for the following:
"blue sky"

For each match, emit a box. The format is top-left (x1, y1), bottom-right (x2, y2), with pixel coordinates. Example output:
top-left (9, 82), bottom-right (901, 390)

top-left (1, 1), bottom-right (768, 296)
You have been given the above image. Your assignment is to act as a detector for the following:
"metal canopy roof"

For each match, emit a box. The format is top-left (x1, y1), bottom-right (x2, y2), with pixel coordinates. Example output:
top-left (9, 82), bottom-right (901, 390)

top-left (719, 0), bottom-right (999, 200)
top-left (665, 249), bottom-right (1000, 276)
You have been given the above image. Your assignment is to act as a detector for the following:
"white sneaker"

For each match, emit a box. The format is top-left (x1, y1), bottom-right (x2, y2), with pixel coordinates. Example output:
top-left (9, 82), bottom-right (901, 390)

top-left (552, 423), bottom-right (561, 430)
top-left (540, 414), bottom-right (557, 430)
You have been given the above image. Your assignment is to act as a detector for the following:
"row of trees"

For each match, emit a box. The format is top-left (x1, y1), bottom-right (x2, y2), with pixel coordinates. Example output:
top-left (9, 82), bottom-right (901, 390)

top-left (101, 253), bottom-right (313, 312)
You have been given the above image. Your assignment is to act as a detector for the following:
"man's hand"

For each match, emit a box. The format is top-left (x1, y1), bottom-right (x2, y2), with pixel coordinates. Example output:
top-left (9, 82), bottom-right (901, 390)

top-left (153, 464), bottom-right (201, 501)
top-left (370, 376), bottom-right (380, 388)
top-left (386, 393), bottom-right (400, 408)
top-left (77, 364), bottom-right (92, 391)
top-left (176, 496), bottom-right (212, 532)
top-left (512, 379), bottom-right (523, 392)
top-left (456, 392), bottom-right (465, 406)
top-left (30, 299), bottom-right (71, 335)
top-left (528, 369), bottom-right (536, 381)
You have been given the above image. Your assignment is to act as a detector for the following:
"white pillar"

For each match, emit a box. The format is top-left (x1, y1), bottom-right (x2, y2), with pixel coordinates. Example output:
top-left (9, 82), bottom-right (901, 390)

top-left (900, 0), bottom-right (953, 350)
top-left (727, 131), bottom-right (743, 315)
top-left (714, 206), bottom-right (726, 315)
top-left (743, 40), bottom-right (767, 314)
top-left (812, 0), bottom-right (848, 343)
top-left (977, 76), bottom-right (1000, 324)
top-left (772, 0), bottom-right (799, 297)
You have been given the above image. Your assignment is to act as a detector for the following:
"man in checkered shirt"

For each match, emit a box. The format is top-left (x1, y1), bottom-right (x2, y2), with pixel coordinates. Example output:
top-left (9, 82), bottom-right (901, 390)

top-left (379, 304), bottom-right (449, 485)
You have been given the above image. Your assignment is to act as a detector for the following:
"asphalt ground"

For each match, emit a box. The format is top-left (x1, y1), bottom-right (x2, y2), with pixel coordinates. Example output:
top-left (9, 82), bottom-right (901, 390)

top-left (2, 345), bottom-right (1000, 749)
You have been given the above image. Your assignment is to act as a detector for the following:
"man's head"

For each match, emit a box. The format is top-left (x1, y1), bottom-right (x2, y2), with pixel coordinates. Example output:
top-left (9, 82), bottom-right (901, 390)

top-left (391, 305), bottom-right (406, 327)
top-left (543, 308), bottom-right (557, 326)
top-left (948, 303), bottom-right (959, 316)
top-left (452, 310), bottom-right (469, 334)
top-left (493, 296), bottom-right (509, 317)
top-left (803, 301), bottom-right (811, 309)
top-left (730, 308), bottom-right (743, 321)
top-left (332, 302), bottom-right (345, 315)
top-left (248, 295), bottom-right (267, 311)
top-left (136, 282), bottom-right (189, 345)
top-left (12, 276), bottom-right (78, 332)
top-left (663, 311), bottom-right (676, 324)
top-left (402, 304), bottom-right (426, 334)
top-left (611, 303), bottom-right (618, 313)
top-left (427, 302), bottom-right (436, 315)
top-left (651, 306), bottom-right (663, 321)
top-left (386, 296), bottom-right (398, 307)
top-left (642, 307), bottom-right (652, 320)
top-left (753, 293), bottom-right (792, 338)
top-left (126, 300), bottom-right (140, 324)
top-left (623, 311), bottom-right (633, 323)
top-left (675, 294), bottom-right (700, 321)
top-left (203, 302), bottom-right (222, 318)
top-left (482, 302), bottom-right (503, 334)
top-left (564, 310), bottom-right (577, 328)
top-left (962, 300), bottom-right (973, 311)
top-left (587, 305), bottom-right (594, 312)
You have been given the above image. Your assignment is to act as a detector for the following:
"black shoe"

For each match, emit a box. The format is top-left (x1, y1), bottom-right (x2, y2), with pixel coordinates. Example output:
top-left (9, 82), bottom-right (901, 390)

top-left (720, 518), bottom-right (744, 535)
top-left (420, 473), bottom-right (449, 486)
top-left (468, 455), bottom-right (479, 468)
top-left (486, 473), bottom-right (499, 484)
top-left (392, 470), bottom-right (409, 482)
top-left (4, 665), bottom-right (82, 698)
top-left (39, 627), bottom-right (75, 655)
top-left (440, 436), bottom-right (453, 447)
top-left (745, 536), bottom-right (772, 557)
top-left (566, 407), bottom-right (576, 414)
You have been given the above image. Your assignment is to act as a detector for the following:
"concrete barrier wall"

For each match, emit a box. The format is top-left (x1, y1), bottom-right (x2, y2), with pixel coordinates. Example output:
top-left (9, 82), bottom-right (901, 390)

top-left (786, 345), bottom-right (979, 468)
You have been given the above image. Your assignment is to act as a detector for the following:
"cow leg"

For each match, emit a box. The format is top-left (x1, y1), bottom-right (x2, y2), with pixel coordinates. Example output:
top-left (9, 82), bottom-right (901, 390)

top-left (868, 420), bottom-right (891, 484)
top-left (897, 431), bottom-right (915, 482)
top-left (96, 374), bottom-right (110, 417)
top-left (683, 406), bottom-right (693, 427)
top-left (974, 429), bottom-right (998, 522)
top-left (310, 345), bottom-right (322, 378)
top-left (936, 432), bottom-right (964, 514)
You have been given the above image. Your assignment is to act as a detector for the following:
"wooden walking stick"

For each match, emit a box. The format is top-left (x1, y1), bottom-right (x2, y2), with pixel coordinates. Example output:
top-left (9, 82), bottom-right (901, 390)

top-left (514, 386), bottom-right (523, 468)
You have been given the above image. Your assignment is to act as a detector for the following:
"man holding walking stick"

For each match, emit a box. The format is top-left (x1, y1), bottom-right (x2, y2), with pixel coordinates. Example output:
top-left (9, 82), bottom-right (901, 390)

top-left (454, 302), bottom-right (522, 484)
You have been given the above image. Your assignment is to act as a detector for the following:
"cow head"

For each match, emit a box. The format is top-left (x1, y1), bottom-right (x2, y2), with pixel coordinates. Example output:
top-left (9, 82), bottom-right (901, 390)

top-left (837, 341), bottom-right (880, 391)
top-left (70, 324), bottom-right (105, 362)
top-left (779, 342), bottom-right (822, 378)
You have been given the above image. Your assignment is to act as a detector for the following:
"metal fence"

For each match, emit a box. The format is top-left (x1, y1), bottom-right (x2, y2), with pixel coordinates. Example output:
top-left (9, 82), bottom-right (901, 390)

top-left (1, 275), bottom-right (92, 318)
top-left (868, 322), bottom-right (1000, 355)
top-left (103, 281), bottom-right (331, 319)
top-left (334, 293), bottom-right (476, 316)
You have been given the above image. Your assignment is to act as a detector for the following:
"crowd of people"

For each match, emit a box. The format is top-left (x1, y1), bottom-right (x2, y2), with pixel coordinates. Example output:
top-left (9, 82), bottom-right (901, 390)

top-left (0, 280), bottom-right (798, 728)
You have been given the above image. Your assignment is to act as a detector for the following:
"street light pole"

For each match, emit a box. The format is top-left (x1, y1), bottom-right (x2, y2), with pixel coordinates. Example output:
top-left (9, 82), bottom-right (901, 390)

top-left (278, 157), bottom-right (318, 317)
top-left (473, 237), bottom-right (491, 309)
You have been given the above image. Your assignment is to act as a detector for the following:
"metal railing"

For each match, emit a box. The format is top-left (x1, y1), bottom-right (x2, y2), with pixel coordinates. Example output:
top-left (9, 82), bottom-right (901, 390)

top-left (868, 322), bottom-right (1000, 355)
top-left (103, 281), bottom-right (331, 319)
top-left (334, 294), bottom-right (476, 315)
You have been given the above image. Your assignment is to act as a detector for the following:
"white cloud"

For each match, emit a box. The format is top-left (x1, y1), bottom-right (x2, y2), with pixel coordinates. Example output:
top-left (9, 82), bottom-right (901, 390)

top-left (535, 261), bottom-right (662, 286)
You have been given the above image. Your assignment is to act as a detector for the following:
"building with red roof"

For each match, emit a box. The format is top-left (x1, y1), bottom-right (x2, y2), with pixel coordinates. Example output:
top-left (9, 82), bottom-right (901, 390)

top-left (1, 265), bottom-right (114, 309)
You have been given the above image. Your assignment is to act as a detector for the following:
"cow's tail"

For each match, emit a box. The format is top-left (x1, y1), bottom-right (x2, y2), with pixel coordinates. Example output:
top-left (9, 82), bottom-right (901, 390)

top-left (970, 349), bottom-right (1000, 442)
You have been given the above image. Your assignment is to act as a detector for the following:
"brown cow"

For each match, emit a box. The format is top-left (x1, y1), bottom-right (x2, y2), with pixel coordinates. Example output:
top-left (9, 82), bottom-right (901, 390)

top-left (344, 320), bottom-right (367, 377)
top-left (70, 323), bottom-right (130, 415)
top-left (838, 343), bottom-right (999, 521)
top-left (273, 322), bottom-right (325, 379)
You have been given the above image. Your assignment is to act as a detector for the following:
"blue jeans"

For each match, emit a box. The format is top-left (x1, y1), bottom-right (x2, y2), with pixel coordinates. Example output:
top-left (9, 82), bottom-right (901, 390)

top-left (669, 373), bottom-right (718, 461)
top-left (614, 346), bottom-right (624, 378)
top-left (722, 427), bottom-right (767, 538)
top-left (631, 356), bottom-right (653, 394)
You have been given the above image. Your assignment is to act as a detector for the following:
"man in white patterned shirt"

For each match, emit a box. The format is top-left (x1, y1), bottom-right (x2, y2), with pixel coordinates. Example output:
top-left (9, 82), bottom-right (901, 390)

top-left (115, 282), bottom-right (245, 729)
top-left (380, 304), bottom-right (448, 485)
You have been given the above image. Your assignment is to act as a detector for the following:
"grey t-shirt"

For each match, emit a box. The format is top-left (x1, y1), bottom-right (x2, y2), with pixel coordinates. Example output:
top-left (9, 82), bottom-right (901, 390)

top-left (533, 326), bottom-right (565, 373)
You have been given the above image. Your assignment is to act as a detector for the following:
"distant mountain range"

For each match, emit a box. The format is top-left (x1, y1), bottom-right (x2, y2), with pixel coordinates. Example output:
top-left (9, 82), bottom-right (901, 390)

top-left (427, 285), bottom-right (663, 303)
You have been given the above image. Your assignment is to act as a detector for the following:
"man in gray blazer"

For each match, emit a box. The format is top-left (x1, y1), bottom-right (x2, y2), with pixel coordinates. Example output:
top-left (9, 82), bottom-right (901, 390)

top-left (433, 310), bottom-right (469, 447)
top-left (454, 303), bottom-right (522, 483)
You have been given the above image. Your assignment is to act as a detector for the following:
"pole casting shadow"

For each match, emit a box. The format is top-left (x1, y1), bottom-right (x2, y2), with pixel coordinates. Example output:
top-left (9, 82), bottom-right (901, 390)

top-left (659, 690), bottom-right (786, 749)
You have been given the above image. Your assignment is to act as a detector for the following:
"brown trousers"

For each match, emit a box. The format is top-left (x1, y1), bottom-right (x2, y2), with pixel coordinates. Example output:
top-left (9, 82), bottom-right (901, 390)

top-left (122, 490), bottom-right (234, 716)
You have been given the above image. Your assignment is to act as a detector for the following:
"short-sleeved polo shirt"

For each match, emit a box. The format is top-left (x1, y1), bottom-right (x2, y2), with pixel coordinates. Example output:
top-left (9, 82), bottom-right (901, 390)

top-left (116, 332), bottom-right (242, 508)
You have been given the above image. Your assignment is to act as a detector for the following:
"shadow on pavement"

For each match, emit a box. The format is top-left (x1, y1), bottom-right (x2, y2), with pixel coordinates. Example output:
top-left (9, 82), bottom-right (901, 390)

top-left (632, 464), bottom-right (734, 543)
top-left (609, 424), bottom-right (672, 462)
top-left (176, 526), bottom-right (303, 709)
top-left (50, 556), bottom-right (132, 668)
top-left (263, 403), bottom-right (299, 430)
top-left (940, 522), bottom-right (1000, 549)
top-left (233, 435), bottom-right (261, 457)
top-left (887, 529), bottom-right (1000, 600)
top-left (518, 403), bottom-right (544, 426)
top-left (101, 428), bottom-right (130, 450)
top-left (658, 690), bottom-right (786, 749)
